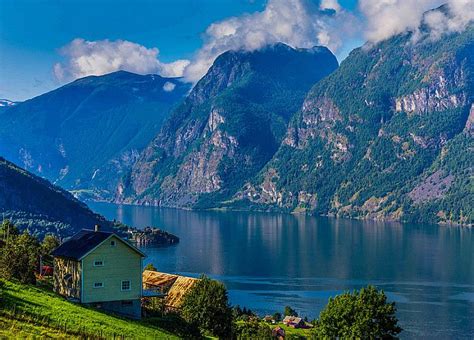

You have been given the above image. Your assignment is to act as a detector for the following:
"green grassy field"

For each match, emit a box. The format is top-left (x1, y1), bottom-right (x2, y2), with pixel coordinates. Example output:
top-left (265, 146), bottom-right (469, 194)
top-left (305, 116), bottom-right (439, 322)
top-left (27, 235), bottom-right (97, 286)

top-left (265, 321), bottom-right (313, 339)
top-left (0, 280), bottom-right (178, 339)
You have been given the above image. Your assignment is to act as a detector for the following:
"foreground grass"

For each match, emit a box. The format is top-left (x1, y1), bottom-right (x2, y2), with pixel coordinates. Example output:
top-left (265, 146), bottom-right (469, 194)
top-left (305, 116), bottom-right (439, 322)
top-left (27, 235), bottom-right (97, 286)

top-left (236, 320), bottom-right (313, 339)
top-left (272, 322), bottom-right (313, 338)
top-left (0, 280), bottom-right (178, 339)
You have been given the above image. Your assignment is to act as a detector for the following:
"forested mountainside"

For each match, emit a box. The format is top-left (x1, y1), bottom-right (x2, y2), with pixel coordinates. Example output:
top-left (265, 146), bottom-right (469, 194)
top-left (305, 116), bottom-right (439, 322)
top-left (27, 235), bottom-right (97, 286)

top-left (0, 71), bottom-right (189, 200)
top-left (116, 43), bottom-right (338, 207)
top-left (0, 157), bottom-right (111, 237)
top-left (234, 22), bottom-right (473, 226)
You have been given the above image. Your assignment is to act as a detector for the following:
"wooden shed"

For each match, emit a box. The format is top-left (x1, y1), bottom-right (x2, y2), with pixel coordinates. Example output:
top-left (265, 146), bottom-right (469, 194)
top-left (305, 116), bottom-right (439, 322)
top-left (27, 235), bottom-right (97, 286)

top-left (142, 270), bottom-right (199, 311)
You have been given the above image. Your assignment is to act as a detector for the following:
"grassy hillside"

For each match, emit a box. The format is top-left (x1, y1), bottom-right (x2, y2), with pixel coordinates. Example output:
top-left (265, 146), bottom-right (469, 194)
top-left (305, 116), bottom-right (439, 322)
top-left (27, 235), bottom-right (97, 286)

top-left (0, 280), bottom-right (178, 339)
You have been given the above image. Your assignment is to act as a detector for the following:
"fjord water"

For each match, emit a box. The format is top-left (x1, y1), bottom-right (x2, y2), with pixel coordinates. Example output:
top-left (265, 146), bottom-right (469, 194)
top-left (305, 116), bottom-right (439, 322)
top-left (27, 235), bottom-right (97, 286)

top-left (90, 202), bottom-right (474, 339)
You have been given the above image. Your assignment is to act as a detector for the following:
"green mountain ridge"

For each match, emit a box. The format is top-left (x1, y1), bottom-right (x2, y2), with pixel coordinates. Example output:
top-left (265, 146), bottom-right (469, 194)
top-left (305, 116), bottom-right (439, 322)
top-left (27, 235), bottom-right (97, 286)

top-left (116, 43), bottom-right (339, 207)
top-left (233, 25), bottom-right (474, 226)
top-left (0, 71), bottom-right (190, 200)
top-left (0, 156), bottom-right (112, 237)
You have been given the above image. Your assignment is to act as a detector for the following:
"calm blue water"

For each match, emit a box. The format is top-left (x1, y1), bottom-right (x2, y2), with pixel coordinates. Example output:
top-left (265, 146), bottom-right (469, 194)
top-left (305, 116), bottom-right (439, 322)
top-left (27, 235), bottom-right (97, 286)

top-left (89, 202), bottom-right (474, 339)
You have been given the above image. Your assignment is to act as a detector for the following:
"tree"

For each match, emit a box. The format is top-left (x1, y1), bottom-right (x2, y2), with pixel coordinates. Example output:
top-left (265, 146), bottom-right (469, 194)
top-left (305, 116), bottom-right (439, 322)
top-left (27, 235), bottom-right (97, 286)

top-left (273, 312), bottom-right (282, 322)
top-left (181, 275), bottom-right (233, 338)
top-left (284, 305), bottom-right (298, 317)
top-left (234, 319), bottom-right (272, 339)
top-left (144, 263), bottom-right (158, 271)
top-left (314, 286), bottom-right (402, 338)
top-left (0, 219), bottom-right (19, 241)
top-left (0, 231), bottom-right (40, 284)
top-left (41, 234), bottom-right (60, 256)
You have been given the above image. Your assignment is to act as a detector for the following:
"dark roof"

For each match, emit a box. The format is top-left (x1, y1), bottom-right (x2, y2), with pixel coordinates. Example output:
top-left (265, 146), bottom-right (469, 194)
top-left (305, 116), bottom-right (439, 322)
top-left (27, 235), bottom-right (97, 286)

top-left (51, 229), bottom-right (145, 260)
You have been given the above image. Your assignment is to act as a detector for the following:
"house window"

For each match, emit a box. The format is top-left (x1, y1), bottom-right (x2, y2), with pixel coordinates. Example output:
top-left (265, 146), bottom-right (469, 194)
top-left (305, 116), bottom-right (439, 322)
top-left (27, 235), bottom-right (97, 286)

top-left (93, 282), bottom-right (104, 288)
top-left (121, 280), bottom-right (131, 291)
top-left (110, 240), bottom-right (116, 247)
top-left (93, 260), bottom-right (104, 267)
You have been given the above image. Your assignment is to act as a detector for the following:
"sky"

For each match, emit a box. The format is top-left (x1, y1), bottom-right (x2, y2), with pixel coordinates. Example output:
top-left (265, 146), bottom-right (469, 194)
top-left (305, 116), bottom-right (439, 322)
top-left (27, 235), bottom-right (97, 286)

top-left (0, 0), bottom-right (472, 101)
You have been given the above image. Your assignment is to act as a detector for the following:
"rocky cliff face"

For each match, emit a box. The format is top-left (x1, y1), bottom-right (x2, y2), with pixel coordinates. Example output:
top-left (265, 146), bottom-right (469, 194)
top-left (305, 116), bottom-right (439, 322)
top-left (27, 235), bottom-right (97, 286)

top-left (0, 71), bottom-right (190, 200)
top-left (116, 43), bottom-right (338, 207)
top-left (235, 22), bottom-right (473, 226)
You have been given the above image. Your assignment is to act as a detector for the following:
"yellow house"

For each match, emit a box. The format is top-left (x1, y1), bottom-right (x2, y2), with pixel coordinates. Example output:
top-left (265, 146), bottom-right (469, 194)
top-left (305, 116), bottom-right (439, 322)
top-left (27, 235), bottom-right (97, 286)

top-left (51, 225), bottom-right (146, 319)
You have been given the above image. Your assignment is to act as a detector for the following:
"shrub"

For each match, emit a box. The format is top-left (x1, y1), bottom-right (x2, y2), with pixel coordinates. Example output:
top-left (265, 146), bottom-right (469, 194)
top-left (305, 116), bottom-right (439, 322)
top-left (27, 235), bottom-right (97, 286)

top-left (181, 275), bottom-right (233, 338)
top-left (234, 319), bottom-right (272, 339)
top-left (0, 231), bottom-right (40, 284)
top-left (314, 285), bottom-right (402, 338)
top-left (284, 305), bottom-right (298, 317)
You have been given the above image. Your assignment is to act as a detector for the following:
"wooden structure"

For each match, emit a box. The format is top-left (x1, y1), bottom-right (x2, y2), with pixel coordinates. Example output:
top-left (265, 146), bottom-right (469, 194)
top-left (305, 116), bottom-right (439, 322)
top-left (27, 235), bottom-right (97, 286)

top-left (51, 226), bottom-right (146, 319)
top-left (142, 270), bottom-right (199, 311)
top-left (282, 315), bottom-right (305, 328)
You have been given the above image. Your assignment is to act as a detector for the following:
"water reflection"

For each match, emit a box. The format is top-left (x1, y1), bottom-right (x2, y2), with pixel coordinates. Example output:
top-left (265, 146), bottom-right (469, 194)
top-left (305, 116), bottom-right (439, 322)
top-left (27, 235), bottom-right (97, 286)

top-left (90, 202), bottom-right (474, 338)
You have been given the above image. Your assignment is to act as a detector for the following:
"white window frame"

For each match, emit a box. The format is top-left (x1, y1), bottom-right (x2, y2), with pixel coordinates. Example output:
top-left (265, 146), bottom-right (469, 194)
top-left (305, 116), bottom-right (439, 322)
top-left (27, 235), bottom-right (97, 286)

top-left (93, 282), bottom-right (104, 288)
top-left (93, 260), bottom-right (104, 267)
top-left (110, 240), bottom-right (116, 247)
top-left (121, 280), bottom-right (131, 291)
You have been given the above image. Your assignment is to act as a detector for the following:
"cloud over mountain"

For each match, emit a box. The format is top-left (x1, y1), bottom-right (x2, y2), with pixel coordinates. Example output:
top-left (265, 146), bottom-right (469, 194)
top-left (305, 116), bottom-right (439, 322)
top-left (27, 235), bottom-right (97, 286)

top-left (52, 1), bottom-right (473, 84)
top-left (182, 0), bottom-right (359, 82)
top-left (53, 39), bottom-right (189, 81)
top-left (360, 0), bottom-right (474, 43)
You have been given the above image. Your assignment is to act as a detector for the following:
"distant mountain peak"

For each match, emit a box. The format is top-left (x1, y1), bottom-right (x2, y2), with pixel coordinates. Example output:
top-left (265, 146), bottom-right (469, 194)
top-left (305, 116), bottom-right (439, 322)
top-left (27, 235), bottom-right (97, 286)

top-left (117, 41), bottom-right (339, 207)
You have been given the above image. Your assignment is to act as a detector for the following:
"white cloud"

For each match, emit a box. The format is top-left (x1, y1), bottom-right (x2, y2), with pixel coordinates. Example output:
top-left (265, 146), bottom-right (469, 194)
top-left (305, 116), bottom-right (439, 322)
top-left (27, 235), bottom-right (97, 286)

top-left (162, 81), bottom-right (176, 92)
top-left (359, 0), bottom-right (444, 43)
top-left (182, 0), bottom-right (360, 82)
top-left (52, 1), bottom-right (473, 85)
top-left (54, 38), bottom-right (190, 82)
top-left (359, 0), bottom-right (474, 43)
top-left (423, 0), bottom-right (474, 40)
top-left (320, 0), bottom-right (341, 12)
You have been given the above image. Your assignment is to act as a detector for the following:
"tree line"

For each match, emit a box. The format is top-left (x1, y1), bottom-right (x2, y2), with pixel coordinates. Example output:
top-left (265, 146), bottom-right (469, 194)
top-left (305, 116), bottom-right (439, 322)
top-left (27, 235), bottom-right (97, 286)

top-left (146, 271), bottom-right (402, 339)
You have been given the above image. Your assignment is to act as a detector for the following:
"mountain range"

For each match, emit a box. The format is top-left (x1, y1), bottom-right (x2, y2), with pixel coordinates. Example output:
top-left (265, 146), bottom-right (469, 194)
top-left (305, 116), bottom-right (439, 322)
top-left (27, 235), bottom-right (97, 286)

top-left (235, 23), bottom-right (473, 226)
top-left (0, 71), bottom-right (190, 200)
top-left (115, 43), bottom-right (338, 207)
top-left (0, 6), bottom-right (472, 227)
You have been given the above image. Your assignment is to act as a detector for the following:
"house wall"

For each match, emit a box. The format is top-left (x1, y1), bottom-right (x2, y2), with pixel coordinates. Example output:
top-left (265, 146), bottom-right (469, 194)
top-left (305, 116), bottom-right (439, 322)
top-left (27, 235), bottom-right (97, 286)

top-left (81, 235), bottom-right (142, 304)
top-left (53, 257), bottom-right (81, 300)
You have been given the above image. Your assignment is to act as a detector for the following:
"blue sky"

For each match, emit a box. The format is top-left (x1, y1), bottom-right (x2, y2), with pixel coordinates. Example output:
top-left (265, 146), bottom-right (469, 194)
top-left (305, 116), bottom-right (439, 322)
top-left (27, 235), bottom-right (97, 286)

top-left (0, 0), bottom-right (363, 101)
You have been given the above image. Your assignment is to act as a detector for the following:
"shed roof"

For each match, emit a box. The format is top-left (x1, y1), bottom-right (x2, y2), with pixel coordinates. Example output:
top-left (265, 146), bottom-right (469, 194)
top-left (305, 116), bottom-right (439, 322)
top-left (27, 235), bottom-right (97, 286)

top-left (166, 276), bottom-right (199, 309)
top-left (283, 316), bottom-right (303, 324)
top-left (142, 270), bottom-right (199, 309)
top-left (143, 270), bottom-right (178, 286)
top-left (51, 229), bottom-right (145, 260)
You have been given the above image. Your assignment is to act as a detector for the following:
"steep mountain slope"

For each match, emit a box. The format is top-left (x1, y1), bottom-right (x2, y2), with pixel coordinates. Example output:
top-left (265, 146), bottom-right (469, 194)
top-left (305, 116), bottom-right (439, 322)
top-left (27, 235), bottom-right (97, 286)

top-left (236, 21), bottom-right (473, 225)
top-left (0, 71), bottom-right (190, 199)
top-left (117, 43), bottom-right (338, 207)
top-left (0, 157), bottom-right (111, 237)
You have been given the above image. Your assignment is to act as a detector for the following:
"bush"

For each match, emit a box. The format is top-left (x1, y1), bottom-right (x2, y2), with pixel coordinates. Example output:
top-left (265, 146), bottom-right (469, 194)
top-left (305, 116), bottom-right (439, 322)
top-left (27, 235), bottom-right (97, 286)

top-left (284, 305), bottom-right (298, 317)
top-left (234, 319), bottom-right (272, 339)
top-left (314, 286), bottom-right (402, 338)
top-left (144, 263), bottom-right (158, 271)
top-left (0, 230), bottom-right (40, 284)
top-left (181, 275), bottom-right (233, 338)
